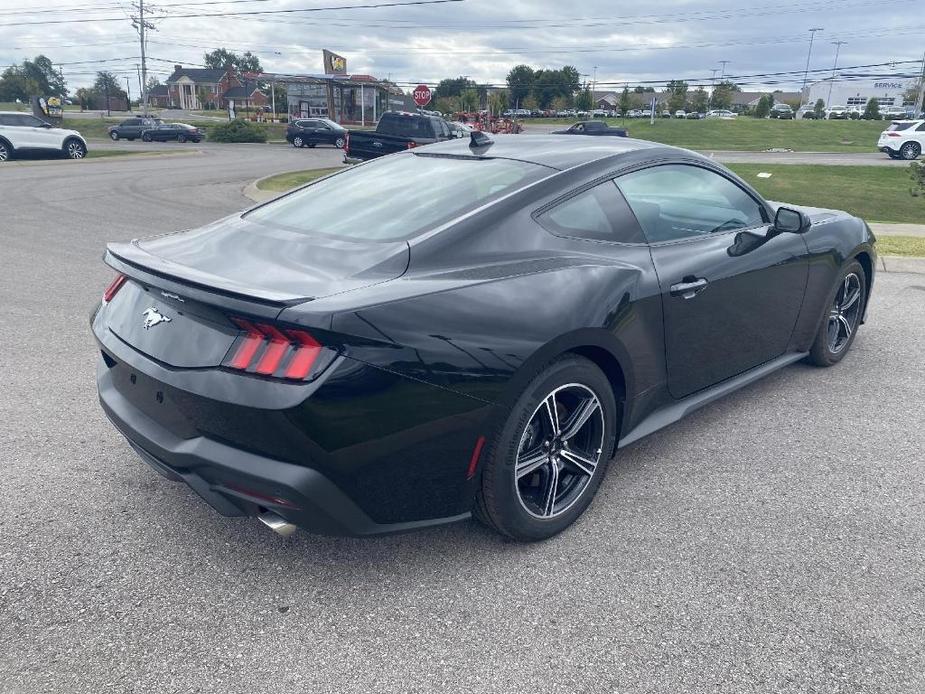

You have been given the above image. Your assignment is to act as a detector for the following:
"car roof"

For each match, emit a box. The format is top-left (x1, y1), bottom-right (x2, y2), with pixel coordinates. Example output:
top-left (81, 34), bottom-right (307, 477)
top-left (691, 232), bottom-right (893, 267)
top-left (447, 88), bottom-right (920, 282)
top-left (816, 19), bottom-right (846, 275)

top-left (418, 133), bottom-right (664, 170)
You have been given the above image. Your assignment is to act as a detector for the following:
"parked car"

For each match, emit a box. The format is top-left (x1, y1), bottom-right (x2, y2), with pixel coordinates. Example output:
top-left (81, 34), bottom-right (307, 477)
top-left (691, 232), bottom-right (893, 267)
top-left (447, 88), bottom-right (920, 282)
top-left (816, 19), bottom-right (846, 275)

top-left (769, 104), bottom-right (794, 119)
top-left (706, 109), bottom-right (737, 119)
top-left (286, 117), bottom-right (347, 149)
top-left (141, 122), bottom-right (203, 143)
top-left (590, 109), bottom-right (609, 118)
top-left (674, 110), bottom-right (686, 118)
top-left (447, 121), bottom-right (472, 138)
top-left (877, 119), bottom-right (925, 159)
top-left (344, 112), bottom-right (454, 162)
top-left (92, 134), bottom-right (876, 541)
top-left (879, 105), bottom-right (907, 120)
top-left (552, 121), bottom-right (627, 137)
top-left (825, 106), bottom-right (849, 120)
top-left (108, 116), bottom-right (163, 141)
top-left (660, 110), bottom-right (671, 118)
top-left (686, 112), bottom-right (705, 120)
top-left (0, 111), bottom-right (87, 161)
top-left (640, 109), bottom-right (653, 118)
top-left (627, 109), bottom-right (643, 118)
top-left (796, 106), bottom-right (818, 119)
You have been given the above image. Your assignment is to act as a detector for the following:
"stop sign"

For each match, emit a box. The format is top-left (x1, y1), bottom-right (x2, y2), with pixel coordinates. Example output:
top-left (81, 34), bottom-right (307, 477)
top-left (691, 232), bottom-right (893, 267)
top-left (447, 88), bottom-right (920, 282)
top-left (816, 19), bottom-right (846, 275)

top-left (412, 84), bottom-right (432, 108)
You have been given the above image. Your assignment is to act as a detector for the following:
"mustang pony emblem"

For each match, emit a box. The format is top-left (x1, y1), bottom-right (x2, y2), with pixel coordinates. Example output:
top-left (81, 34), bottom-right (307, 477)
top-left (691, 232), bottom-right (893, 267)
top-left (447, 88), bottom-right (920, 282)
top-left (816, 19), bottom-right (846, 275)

top-left (142, 307), bottom-right (172, 330)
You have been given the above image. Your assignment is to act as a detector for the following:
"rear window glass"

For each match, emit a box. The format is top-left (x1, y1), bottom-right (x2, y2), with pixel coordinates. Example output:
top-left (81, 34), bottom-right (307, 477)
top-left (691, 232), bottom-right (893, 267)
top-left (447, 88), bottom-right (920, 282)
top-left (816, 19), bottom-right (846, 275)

top-left (378, 115), bottom-right (433, 138)
top-left (887, 122), bottom-right (914, 131)
top-left (245, 153), bottom-right (551, 242)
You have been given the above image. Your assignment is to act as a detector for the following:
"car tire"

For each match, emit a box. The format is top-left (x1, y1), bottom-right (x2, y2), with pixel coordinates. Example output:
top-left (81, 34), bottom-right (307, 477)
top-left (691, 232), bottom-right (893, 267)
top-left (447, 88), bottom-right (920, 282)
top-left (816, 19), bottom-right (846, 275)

top-left (0, 139), bottom-right (11, 162)
top-left (177, 134), bottom-right (187, 143)
top-left (899, 142), bottom-right (921, 160)
top-left (109, 131), bottom-right (119, 141)
top-left (142, 133), bottom-right (153, 142)
top-left (475, 355), bottom-right (618, 541)
top-left (807, 260), bottom-right (867, 367)
top-left (293, 136), bottom-right (304, 148)
top-left (334, 136), bottom-right (346, 149)
top-left (63, 138), bottom-right (86, 159)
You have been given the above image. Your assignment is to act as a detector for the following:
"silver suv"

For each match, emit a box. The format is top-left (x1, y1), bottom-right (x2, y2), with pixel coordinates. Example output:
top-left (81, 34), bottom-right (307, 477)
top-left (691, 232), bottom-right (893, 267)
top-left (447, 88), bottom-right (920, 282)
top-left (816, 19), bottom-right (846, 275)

top-left (0, 111), bottom-right (88, 162)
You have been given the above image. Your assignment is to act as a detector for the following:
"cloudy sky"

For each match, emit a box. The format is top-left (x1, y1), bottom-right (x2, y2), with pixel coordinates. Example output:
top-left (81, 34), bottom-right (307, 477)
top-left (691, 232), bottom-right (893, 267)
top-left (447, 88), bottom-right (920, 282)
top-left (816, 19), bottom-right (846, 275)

top-left (1, 0), bottom-right (922, 93)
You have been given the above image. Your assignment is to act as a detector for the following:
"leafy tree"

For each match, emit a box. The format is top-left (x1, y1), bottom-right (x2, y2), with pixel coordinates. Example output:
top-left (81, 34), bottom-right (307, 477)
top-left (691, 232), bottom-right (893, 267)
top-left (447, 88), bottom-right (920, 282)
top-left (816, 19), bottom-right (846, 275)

top-left (0, 54), bottom-right (67, 100)
top-left (506, 65), bottom-right (535, 107)
top-left (203, 49), bottom-right (262, 74)
top-left (755, 94), bottom-right (771, 118)
top-left (862, 98), bottom-right (881, 120)
top-left (533, 66), bottom-right (581, 109)
top-left (94, 71), bottom-right (126, 100)
top-left (813, 98), bottom-right (826, 118)
top-left (459, 88), bottom-right (479, 112)
top-left (0, 69), bottom-right (39, 102)
top-left (434, 76), bottom-right (476, 101)
top-left (665, 80), bottom-right (689, 113)
top-left (434, 96), bottom-right (459, 115)
top-left (618, 87), bottom-right (632, 114)
top-left (903, 80), bottom-right (923, 107)
top-left (689, 87), bottom-right (709, 113)
top-left (575, 86), bottom-right (593, 111)
top-left (633, 85), bottom-right (655, 93)
top-left (710, 81), bottom-right (738, 109)
top-left (488, 89), bottom-right (507, 116)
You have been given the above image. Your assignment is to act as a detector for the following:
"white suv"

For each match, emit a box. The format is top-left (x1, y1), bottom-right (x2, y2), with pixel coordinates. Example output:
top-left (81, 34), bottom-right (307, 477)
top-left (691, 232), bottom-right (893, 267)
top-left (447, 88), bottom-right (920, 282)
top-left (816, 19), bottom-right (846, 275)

top-left (0, 111), bottom-right (88, 162)
top-left (877, 119), bottom-right (925, 160)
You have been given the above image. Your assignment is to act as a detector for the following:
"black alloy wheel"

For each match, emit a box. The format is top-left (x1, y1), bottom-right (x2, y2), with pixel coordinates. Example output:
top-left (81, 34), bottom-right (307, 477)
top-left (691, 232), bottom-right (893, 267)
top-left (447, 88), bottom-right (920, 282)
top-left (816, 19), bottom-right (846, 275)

top-left (808, 261), bottom-right (866, 366)
top-left (334, 136), bottom-right (346, 149)
top-left (292, 135), bottom-right (304, 148)
top-left (476, 355), bottom-right (618, 541)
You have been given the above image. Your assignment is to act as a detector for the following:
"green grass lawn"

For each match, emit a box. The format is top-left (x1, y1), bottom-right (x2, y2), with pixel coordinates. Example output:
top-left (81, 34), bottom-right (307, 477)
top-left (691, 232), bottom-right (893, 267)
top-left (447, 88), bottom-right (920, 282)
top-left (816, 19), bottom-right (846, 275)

top-left (728, 164), bottom-right (924, 224)
top-left (874, 235), bottom-right (925, 257)
top-left (533, 117), bottom-right (886, 152)
top-left (257, 167), bottom-right (344, 192)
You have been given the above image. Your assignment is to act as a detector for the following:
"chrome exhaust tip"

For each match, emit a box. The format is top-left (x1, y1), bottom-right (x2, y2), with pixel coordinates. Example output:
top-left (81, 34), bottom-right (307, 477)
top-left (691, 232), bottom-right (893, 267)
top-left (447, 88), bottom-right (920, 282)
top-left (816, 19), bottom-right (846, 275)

top-left (258, 511), bottom-right (298, 537)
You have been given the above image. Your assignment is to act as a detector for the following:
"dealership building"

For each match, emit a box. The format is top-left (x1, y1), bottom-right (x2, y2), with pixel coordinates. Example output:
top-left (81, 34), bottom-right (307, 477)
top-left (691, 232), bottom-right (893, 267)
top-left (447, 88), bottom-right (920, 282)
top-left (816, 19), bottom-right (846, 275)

top-left (804, 76), bottom-right (918, 109)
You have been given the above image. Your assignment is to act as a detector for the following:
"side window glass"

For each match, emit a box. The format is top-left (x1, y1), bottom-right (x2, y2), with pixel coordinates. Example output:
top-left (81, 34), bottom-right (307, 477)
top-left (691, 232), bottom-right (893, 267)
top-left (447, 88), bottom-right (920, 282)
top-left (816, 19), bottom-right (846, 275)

top-left (538, 181), bottom-right (646, 243)
top-left (917, 123), bottom-right (925, 132)
top-left (616, 164), bottom-right (766, 243)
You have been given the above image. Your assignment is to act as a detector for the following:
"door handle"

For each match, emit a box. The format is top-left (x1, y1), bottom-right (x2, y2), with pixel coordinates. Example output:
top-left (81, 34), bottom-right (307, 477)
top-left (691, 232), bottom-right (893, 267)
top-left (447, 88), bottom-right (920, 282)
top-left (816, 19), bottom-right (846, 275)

top-left (670, 277), bottom-right (709, 299)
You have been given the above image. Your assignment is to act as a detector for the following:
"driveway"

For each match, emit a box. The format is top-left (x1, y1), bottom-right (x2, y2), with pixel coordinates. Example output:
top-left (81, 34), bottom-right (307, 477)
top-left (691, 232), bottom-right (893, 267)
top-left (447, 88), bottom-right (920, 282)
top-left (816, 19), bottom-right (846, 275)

top-left (1, 148), bottom-right (923, 693)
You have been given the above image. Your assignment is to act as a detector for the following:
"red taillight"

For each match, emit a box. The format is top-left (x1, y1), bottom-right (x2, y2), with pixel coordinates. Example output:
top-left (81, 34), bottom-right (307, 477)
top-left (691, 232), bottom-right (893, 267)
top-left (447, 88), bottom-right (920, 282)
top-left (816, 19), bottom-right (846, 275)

top-left (407, 141), bottom-right (418, 149)
top-left (102, 274), bottom-right (127, 303)
top-left (886, 132), bottom-right (901, 137)
top-left (344, 131), bottom-right (350, 153)
top-left (224, 318), bottom-right (323, 381)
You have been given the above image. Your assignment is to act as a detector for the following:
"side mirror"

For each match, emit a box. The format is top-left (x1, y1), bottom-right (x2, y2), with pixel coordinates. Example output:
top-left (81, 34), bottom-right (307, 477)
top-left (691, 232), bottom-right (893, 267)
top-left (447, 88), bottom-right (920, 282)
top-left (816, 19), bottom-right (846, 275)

top-left (773, 206), bottom-right (810, 234)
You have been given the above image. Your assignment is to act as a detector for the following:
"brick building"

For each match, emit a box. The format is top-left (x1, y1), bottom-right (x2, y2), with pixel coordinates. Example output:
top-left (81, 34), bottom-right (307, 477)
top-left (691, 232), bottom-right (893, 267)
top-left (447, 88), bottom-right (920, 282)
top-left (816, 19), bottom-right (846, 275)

top-left (165, 65), bottom-right (268, 110)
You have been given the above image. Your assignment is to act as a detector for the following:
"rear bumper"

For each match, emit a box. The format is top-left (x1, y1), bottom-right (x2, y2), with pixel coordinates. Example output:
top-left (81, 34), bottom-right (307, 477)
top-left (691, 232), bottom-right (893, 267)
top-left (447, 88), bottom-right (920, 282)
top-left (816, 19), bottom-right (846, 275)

top-left (98, 361), bottom-right (471, 536)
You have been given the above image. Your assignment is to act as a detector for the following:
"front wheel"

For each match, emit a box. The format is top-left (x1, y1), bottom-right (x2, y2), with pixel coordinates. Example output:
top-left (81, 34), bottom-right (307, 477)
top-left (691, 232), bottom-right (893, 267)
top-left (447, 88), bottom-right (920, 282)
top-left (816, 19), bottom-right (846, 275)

top-left (109, 131), bottom-right (119, 141)
top-left (900, 142), bottom-right (921, 160)
top-left (292, 136), bottom-right (304, 148)
top-left (807, 260), bottom-right (867, 366)
top-left (142, 133), bottom-right (153, 142)
top-left (475, 355), bottom-right (618, 541)
top-left (177, 134), bottom-right (187, 143)
top-left (64, 138), bottom-right (86, 159)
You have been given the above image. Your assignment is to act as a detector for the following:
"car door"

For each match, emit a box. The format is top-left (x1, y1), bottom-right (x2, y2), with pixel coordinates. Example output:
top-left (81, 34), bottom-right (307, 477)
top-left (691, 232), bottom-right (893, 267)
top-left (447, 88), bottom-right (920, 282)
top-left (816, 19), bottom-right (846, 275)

top-left (10, 114), bottom-right (45, 149)
top-left (615, 162), bottom-right (809, 399)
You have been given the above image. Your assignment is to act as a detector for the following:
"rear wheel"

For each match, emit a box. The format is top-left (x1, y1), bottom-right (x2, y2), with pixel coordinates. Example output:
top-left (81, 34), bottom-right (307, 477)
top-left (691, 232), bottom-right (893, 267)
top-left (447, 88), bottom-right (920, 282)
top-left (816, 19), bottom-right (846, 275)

top-left (292, 136), bottom-right (304, 148)
top-left (900, 142), bottom-right (921, 160)
top-left (64, 138), bottom-right (86, 159)
top-left (0, 140), bottom-right (10, 162)
top-left (475, 355), bottom-right (618, 541)
top-left (177, 134), bottom-right (187, 143)
top-left (334, 136), bottom-right (346, 149)
top-left (807, 260), bottom-right (866, 367)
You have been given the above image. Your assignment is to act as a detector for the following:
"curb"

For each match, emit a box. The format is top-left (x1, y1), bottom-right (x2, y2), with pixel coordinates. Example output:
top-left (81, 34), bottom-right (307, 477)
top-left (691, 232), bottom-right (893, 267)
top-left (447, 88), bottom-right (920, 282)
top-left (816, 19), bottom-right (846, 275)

top-left (879, 255), bottom-right (925, 275)
top-left (242, 175), bottom-right (282, 204)
top-left (5, 149), bottom-right (202, 167)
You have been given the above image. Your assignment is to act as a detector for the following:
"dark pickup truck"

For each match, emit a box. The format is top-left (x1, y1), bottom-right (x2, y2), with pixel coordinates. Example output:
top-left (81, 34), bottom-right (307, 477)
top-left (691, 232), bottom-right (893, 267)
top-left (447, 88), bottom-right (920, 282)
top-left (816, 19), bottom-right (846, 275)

top-left (344, 112), bottom-right (454, 162)
top-left (551, 120), bottom-right (628, 137)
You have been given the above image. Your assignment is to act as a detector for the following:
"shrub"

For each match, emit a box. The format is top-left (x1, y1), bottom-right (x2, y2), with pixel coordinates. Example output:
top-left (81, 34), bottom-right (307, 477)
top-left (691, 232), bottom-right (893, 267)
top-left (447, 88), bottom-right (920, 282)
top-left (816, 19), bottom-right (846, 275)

top-left (862, 99), bottom-right (881, 120)
top-left (910, 162), bottom-right (925, 198)
top-left (208, 119), bottom-right (267, 143)
top-left (813, 99), bottom-right (826, 119)
top-left (754, 94), bottom-right (771, 118)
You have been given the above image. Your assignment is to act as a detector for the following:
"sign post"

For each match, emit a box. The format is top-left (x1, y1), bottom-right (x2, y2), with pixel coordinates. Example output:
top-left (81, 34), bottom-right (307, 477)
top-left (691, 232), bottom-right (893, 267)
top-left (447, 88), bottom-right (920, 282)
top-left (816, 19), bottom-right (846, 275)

top-left (413, 84), bottom-right (432, 109)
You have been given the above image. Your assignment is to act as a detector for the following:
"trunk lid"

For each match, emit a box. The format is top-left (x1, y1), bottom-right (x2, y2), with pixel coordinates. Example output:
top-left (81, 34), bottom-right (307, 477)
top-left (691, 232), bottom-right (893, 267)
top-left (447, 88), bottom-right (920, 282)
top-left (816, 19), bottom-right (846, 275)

top-left (104, 214), bottom-right (409, 368)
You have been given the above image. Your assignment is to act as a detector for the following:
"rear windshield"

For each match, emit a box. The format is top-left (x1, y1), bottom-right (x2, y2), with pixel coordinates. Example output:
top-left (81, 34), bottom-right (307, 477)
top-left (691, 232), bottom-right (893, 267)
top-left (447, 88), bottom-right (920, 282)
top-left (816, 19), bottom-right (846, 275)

top-left (377, 115), bottom-right (434, 138)
top-left (887, 122), bottom-right (914, 131)
top-left (244, 153), bottom-right (551, 241)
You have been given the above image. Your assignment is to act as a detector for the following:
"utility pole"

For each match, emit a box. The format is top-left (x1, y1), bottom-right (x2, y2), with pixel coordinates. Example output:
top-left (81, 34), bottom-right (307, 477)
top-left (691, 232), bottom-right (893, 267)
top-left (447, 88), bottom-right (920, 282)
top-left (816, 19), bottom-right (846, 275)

top-left (827, 41), bottom-right (846, 108)
top-left (917, 50), bottom-right (925, 117)
top-left (800, 27), bottom-right (824, 108)
top-left (591, 65), bottom-right (597, 108)
top-left (718, 60), bottom-right (730, 81)
top-left (132, 0), bottom-right (156, 116)
top-left (125, 76), bottom-right (132, 111)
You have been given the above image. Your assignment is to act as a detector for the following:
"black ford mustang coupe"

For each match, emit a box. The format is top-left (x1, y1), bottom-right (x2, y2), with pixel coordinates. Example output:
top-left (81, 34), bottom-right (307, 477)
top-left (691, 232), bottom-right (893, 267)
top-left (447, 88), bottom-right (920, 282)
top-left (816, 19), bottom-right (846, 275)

top-left (92, 134), bottom-right (876, 541)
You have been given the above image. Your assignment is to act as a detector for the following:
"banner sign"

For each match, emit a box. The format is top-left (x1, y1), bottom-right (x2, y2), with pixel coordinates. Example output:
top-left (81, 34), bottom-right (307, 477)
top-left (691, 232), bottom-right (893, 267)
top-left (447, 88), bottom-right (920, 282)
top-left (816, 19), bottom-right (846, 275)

top-left (323, 50), bottom-right (347, 75)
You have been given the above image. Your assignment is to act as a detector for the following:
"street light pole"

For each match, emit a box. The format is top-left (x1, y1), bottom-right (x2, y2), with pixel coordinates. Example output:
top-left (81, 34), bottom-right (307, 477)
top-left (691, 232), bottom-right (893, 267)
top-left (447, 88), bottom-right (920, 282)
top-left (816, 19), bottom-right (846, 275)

top-left (800, 27), bottom-right (824, 108)
top-left (827, 40), bottom-right (846, 108)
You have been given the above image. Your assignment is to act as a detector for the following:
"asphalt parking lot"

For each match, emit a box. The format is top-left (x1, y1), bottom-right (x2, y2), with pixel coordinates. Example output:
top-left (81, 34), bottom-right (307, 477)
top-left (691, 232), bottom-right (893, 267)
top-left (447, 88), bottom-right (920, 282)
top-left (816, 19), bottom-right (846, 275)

top-left (1, 146), bottom-right (923, 693)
